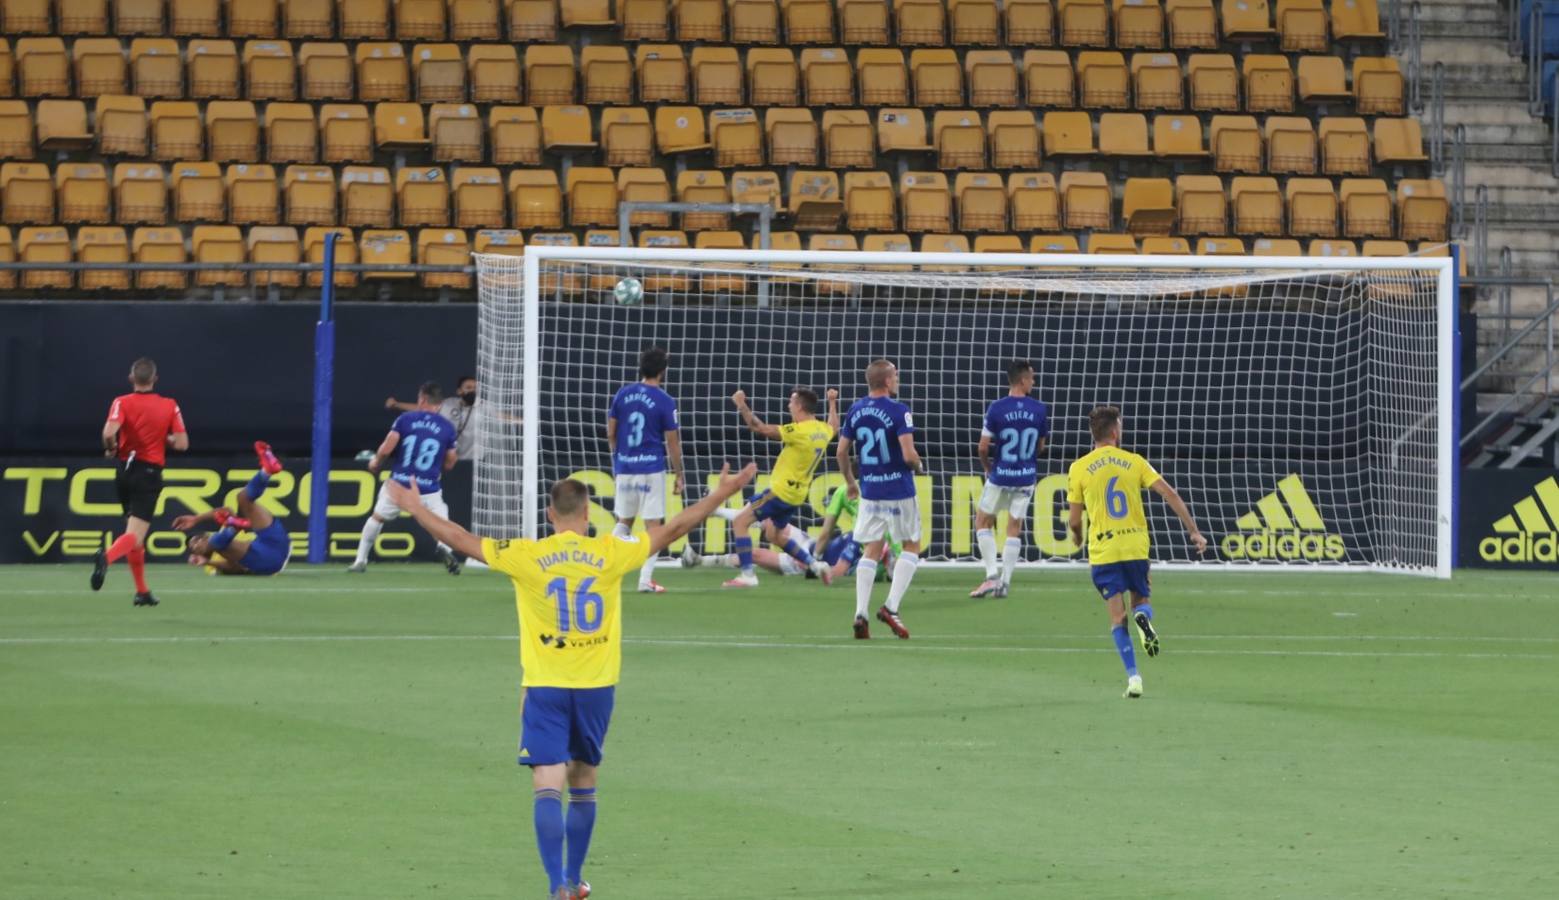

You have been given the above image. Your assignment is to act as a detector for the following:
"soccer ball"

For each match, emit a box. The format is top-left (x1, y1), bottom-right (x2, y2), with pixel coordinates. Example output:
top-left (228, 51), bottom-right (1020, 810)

top-left (613, 278), bottom-right (643, 306)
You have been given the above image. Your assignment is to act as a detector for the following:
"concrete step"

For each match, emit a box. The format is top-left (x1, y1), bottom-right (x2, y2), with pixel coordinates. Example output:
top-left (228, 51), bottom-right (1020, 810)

top-left (1465, 162), bottom-right (1559, 188)
top-left (1464, 143), bottom-right (1552, 164)
top-left (1421, 21), bottom-right (1507, 39)
top-left (1419, 38), bottom-right (1524, 66)
top-left (1450, 121), bottom-right (1552, 145)
top-left (1434, 61), bottom-right (1530, 84)
top-left (1440, 101), bottom-right (1545, 126)
top-left (1443, 81), bottom-right (1531, 102)
top-left (1413, 0), bottom-right (1506, 23)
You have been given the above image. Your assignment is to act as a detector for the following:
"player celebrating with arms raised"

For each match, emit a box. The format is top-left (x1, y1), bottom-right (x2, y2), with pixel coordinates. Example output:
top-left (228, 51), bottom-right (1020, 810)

top-left (722, 386), bottom-right (839, 588)
top-left (386, 463), bottom-right (757, 900)
top-left (1066, 406), bottom-right (1206, 698)
top-left (349, 381), bottom-right (461, 574)
top-left (606, 347), bottom-right (683, 594)
top-left (970, 360), bottom-right (1050, 599)
top-left (838, 359), bottom-right (923, 639)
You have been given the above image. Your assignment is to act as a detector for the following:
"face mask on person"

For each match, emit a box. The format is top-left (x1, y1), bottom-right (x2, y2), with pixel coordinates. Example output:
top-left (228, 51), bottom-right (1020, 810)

top-left (461, 390), bottom-right (477, 406)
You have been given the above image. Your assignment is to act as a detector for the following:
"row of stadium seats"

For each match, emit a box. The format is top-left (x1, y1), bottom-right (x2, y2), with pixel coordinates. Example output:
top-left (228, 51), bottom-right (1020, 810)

top-left (0, 36), bottom-right (1402, 114)
top-left (0, 0), bottom-right (1386, 53)
top-left (0, 97), bottom-right (1428, 176)
top-left (0, 158), bottom-right (1448, 240)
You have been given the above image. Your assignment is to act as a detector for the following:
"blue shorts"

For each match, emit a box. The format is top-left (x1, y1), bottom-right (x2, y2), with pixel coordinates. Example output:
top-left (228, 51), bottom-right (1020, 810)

top-left (240, 520), bottom-right (291, 576)
top-left (1091, 560), bottom-right (1152, 600)
top-left (750, 489), bottom-right (800, 530)
top-left (519, 686), bottom-right (616, 767)
top-left (821, 534), bottom-right (863, 572)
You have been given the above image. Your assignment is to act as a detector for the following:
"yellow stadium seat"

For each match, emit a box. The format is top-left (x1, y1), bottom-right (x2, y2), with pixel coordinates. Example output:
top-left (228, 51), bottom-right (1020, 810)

top-left (655, 105), bottom-right (710, 156)
top-left (620, 166), bottom-right (672, 226)
top-left (283, 164), bottom-right (336, 224)
top-left (1058, 0), bottom-right (1109, 46)
top-left (894, 170), bottom-right (945, 232)
top-left (1243, 55), bottom-right (1292, 113)
top-left (1023, 50), bottom-right (1074, 107)
top-left (1209, 114), bottom-right (1260, 173)
top-left (339, 0), bottom-right (389, 39)
top-left (396, 167), bottom-right (449, 226)
top-left (1087, 233), bottom-right (1138, 254)
top-left (540, 104), bottom-right (595, 155)
top-left (621, 0), bottom-right (670, 38)
top-left (320, 103), bottom-right (372, 162)
top-left (946, 0), bottom-right (996, 44)
top-left (418, 228), bottom-right (472, 289)
top-left (1264, 116), bottom-right (1316, 174)
top-left (1175, 174), bottom-right (1225, 235)
top-left (150, 100), bottom-right (202, 160)
top-left (1196, 236), bottom-right (1244, 254)
top-left (565, 166), bottom-right (617, 227)
top-left (1353, 57), bottom-right (1403, 115)
top-left (413, 44), bottom-right (466, 103)
top-left (676, 168), bottom-right (730, 230)
top-left (56, 163), bottom-right (109, 224)
top-left (8, 0), bottom-right (56, 34)
top-left (1396, 178), bottom-right (1446, 242)
top-left (636, 44), bottom-right (688, 104)
top-left (18, 38), bottom-right (70, 98)
top-left (965, 50), bottom-right (1018, 108)
top-left (1332, 0), bottom-right (1381, 42)
top-left (911, 49), bottom-right (962, 107)
top-left (450, 0), bottom-right (501, 39)
top-left (857, 49), bottom-right (908, 106)
top-left (784, 0), bottom-right (835, 43)
top-left (1060, 171), bottom-right (1110, 229)
top-left (265, 102), bottom-right (318, 164)
top-left (765, 108), bottom-right (818, 165)
top-left (595, 105), bottom-right (648, 166)
top-left (954, 171), bottom-right (1005, 232)
top-left (36, 99), bottom-right (92, 151)
top-left (355, 43), bottom-right (410, 101)
top-left (838, 0), bottom-right (888, 44)
top-left (188, 38), bottom-right (240, 99)
top-left (451, 167), bottom-right (505, 228)
top-left (57, 0), bottom-right (111, 36)
top-left (243, 40), bottom-right (296, 101)
top-left (677, 0), bottom-right (725, 40)
top-left (1153, 113), bottom-right (1207, 159)
top-left (1139, 236), bottom-right (1188, 254)
top-left (303, 225), bottom-right (357, 287)
top-left (693, 230), bottom-right (751, 292)
top-left (472, 224), bottom-right (521, 255)
top-left (359, 229), bottom-right (414, 281)
top-left (117, 0), bottom-right (166, 35)
top-left (113, 162), bottom-right (167, 223)
top-left (1043, 110), bottom-right (1094, 156)
top-left (799, 48), bottom-right (853, 106)
top-left (1319, 116), bottom-right (1369, 175)
top-left (897, 0), bottom-right (947, 46)
top-left (1361, 239), bottom-right (1409, 257)
top-left (1122, 176), bottom-right (1175, 234)
top-left (973, 234), bottom-right (1023, 255)
top-left (490, 106), bottom-right (540, 164)
top-left (806, 233), bottom-right (859, 295)
top-left (508, 168), bottom-right (562, 228)
top-left (226, 162), bottom-right (280, 225)
top-left (0, 40), bottom-right (14, 100)
top-left (1100, 112), bottom-right (1151, 158)
top-left (1285, 177), bottom-right (1336, 237)
top-left (875, 107), bottom-right (929, 157)
top-left (208, 100), bottom-right (260, 163)
top-left (1307, 238), bottom-right (1357, 257)
top-left (282, 0), bottom-right (333, 38)
top-left (1187, 53), bottom-right (1238, 111)
top-left (522, 45), bottom-right (574, 105)
top-left (374, 102), bottom-right (429, 150)
top-left (574, 46), bottom-right (627, 104)
top-left (133, 226), bottom-right (189, 291)
top-left (229, 0), bottom-right (279, 37)
top-left (730, 167), bottom-right (780, 210)
top-left (1219, 0), bottom-right (1274, 39)
top-left (248, 225), bottom-right (301, 288)
top-left (712, 107), bottom-right (764, 167)
top-left (1115, 0), bottom-right (1165, 48)
top-left (18, 226), bottom-right (71, 289)
top-left (1251, 236), bottom-right (1301, 256)
top-left (1296, 55), bottom-right (1349, 105)
top-left (916, 232), bottom-right (969, 273)
top-left (744, 49), bottom-right (797, 107)
top-left (74, 38), bottom-right (128, 97)
top-left (129, 38), bottom-right (181, 98)
top-left (1131, 52), bottom-right (1183, 110)
top-left (397, 0), bottom-right (447, 38)
top-left (0, 102), bottom-right (32, 160)
top-left (76, 225), bottom-right (131, 290)
top-left (1374, 118), bottom-right (1427, 165)
top-left (691, 47), bottom-right (742, 105)
top-left (1006, 0), bottom-right (1055, 44)
top-left (934, 110), bottom-right (985, 170)
top-left (1275, 0), bottom-right (1326, 51)
top-left (507, 0), bottom-right (558, 39)
top-left (787, 170), bottom-right (843, 231)
top-left (340, 164), bottom-right (392, 226)
top-left (730, 0), bottom-right (781, 43)
top-left (1230, 175), bottom-right (1281, 235)
top-left (170, 160), bottom-right (222, 220)
top-left (1029, 233), bottom-right (1077, 253)
top-left (467, 45), bottom-right (520, 103)
top-left (987, 110), bottom-right (1040, 168)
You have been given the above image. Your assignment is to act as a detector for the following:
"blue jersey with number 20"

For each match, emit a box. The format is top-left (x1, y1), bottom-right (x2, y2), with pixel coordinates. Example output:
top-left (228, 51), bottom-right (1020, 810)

top-left (390, 410), bottom-right (457, 492)
top-left (843, 395), bottom-right (916, 501)
top-left (982, 395), bottom-right (1050, 488)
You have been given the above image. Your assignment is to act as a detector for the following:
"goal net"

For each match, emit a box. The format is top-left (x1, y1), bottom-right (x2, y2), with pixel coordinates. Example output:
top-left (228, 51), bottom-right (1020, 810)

top-left (474, 247), bottom-right (1456, 578)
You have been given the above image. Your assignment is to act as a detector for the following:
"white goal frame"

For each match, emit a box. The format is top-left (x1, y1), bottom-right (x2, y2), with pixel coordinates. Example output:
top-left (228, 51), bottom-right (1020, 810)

top-left (490, 246), bottom-right (1457, 579)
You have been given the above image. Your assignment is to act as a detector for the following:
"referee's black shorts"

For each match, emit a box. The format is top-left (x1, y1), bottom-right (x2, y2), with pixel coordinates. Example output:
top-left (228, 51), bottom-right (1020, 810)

top-left (116, 459), bottom-right (165, 522)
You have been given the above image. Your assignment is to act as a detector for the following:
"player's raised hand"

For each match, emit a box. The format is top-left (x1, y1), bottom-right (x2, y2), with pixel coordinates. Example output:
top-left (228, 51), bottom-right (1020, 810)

top-left (384, 396), bottom-right (398, 410)
top-left (171, 514), bottom-right (200, 531)
top-left (826, 388), bottom-right (838, 402)
top-left (715, 462), bottom-right (758, 496)
top-left (385, 477), bottom-right (421, 511)
top-left (731, 389), bottom-right (747, 408)
top-left (1190, 531), bottom-right (1208, 556)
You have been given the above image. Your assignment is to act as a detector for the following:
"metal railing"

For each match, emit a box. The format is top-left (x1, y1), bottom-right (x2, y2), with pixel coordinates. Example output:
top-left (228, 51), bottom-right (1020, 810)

top-left (1551, 64), bottom-right (1559, 176)
top-left (1451, 124), bottom-right (1468, 237)
top-left (1512, 0), bottom-right (1524, 54)
top-left (1460, 277), bottom-right (1559, 458)
top-left (1473, 185), bottom-right (1490, 274)
top-left (1408, 2), bottom-right (1425, 113)
top-left (1389, 0), bottom-right (1402, 49)
top-left (1530, 2), bottom-right (1547, 115)
top-left (1429, 61), bottom-right (1447, 175)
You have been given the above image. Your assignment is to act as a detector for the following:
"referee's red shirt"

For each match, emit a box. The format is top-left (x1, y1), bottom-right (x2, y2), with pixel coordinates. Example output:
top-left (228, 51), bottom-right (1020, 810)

top-left (107, 392), bottom-right (186, 467)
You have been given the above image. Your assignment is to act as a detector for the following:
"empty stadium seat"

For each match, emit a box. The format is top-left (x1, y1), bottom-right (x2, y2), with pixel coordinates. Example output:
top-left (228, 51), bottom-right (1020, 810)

top-left (898, 0), bottom-right (948, 46)
top-left (966, 50), bottom-right (1018, 108)
top-left (0, 40), bottom-right (15, 100)
top-left (74, 38), bottom-right (128, 97)
top-left (1331, 0), bottom-right (1381, 43)
top-left (3, 163), bottom-right (57, 225)
top-left (1196, 236), bottom-right (1244, 254)
top-left (1276, 0), bottom-right (1326, 51)
top-left (1353, 57), bottom-right (1403, 115)
top-left (691, 46), bottom-right (742, 105)
top-left (898, 170), bottom-right (949, 232)
top-left (0, 102), bottom-right (32, 160)
top-left (1030, 233), bottom-right (1079, 253)
top-left (1296, 55), bottom-right (1350, 105)
top-left (468, 45), bottom-right (520, 103)
top-left (320, 103), bottom-right (372, 162)
top-left (1087, 233), bottom-right (1138, 254)
top-left (565, 166), bottom-right (617, 227)
top-left (1100, 112), bottom-right (1151, 157)
top-left (1361, 239), bottom-right (1410, 257)
top-left (1006, 0), bottom-right (1055, 44)
top-left (508, 0), bottom-right (559, 40)
top-left (1059, 0), bottom-right (1109, 46)
top-left (226, 163), bottom-right (279, 224)
top-left (1264, 116), bottom-right (1316, 174)
top-left (397, 0), bottom-right (447, 38)
top-left (934, 110), bottom-right (986, 170)
top-left (1024, 50), bottom-right (1074, 107)
top-left (787, 169), bottom-right (843, 230)
top-left (284, 164), bottom-right (336, 224)
top-left (56, 0), bottom-right (106, 34)
top-left (951, 0), bottom-right (1000, 44)
top-left (731, 0), bottom-right (782, 44)
top-left (1243, 55), bottom-right (1293, 113)
top-left (304, 225), bottom-right (357, 287)
top-left (249, 225), bottom-right (302, 288)
top-left (873, 107), bottom-right (927, 161)
top-left (1187, 53), bottom-right (1238, 111)
top-left (1008, 172), bottom-right (1059, 231)
top-left (340, 164), bottom-right (392, 226)
top-left (911, 49), bottom-right (962, 107)
top-left (1141, 236), bottom-right (1190, 254)
top-left (746, 48), bottom-right (799, 106)
top-left (189, 39), bottom-right (240, 99)
top-left (491, 106), bottom-right (541, 164)
top-left (113, 162), bottom-right (167, 223)
top-left (800, 48), bottom-right (853, 106)
top-left (1307, 238), bottom-right (1357, 257)
top-left (1122, 176), bottom-right (1175, 234)
top-left (150, 100), bottom-right (201, 160)
top-left (677, 169), bottom-right (731, 230)
top-left (207, 101), bottom-right (258, 162)
top-left (988, 110), bottom-right (1041, 168)
top-left (374, 102), bottom-right (429, 150)
top-left (116, 0), bottom-right (166, 36)
top-left (418, 228), bottom-right (471, 289)
top-left (133, 226), bottom-right (189, 291)
top-left (1132, 52), bottom-right (1183, 110)
top-left (856, 49), bottom-right (907, 106)
top-left (620, 165), bottom-right (673, 226)
top-left (521, 45), bottom-right (573, 105)
top-left (954, 171), bottom-right (1005, 232)
top-left (1115, 0), bottom-right (1165, 48)
top-left (77, 225), bottom-right (131, 290)
top-left (1209, 114), bottom-right (1260, 173)
top-left (449, 167), bottom-right (504, 228)
top-left (1221, 0), bottom-right (1274, 40)
top-left (128, 38), bottom-right (182, 99)
top-left (359, 228), bottom-right (413, 280)
top-left (1166, 0), bottom-right (1216, 48)
top-left (283, 0), bottom-right (334, 39)
top-left (244, 41), bottom-right (296, 101)
top-left (1396, 178), bottom-right (1447, 241)
top-left (767, 107), bottom-right (819, 165)
top-left (508, 168), bottom-right (562, 228)
top-left (815, 109), bottom-right (866, 169)
top-left (1320, 116), bottom-right (1370, 175)
top-left (656, 105), bottom-right (710, 156)
top-left (1153, 113), bottom-right (1207, 159)
top-left (785, 0), bottom-right (836, 44)
top-left (712, 108), bottom-right (764, 167)
top-left (266, 103), bottom-right (318, 164)
top-left (1285, 176), bottom-right (1337, 237)
top-left (1175, 174), bottom-right (1226, 235)
top-left (18, 226), bottom-right (72, 289)
top-left (1251, 237), bottom-right (1302, 255)
top-left (541, 104), bottom-right (595, 155)
top-left (837, 0), bottom-right (889, 45)
top-left (637, 44), bottom-right (688, 104)
top-left (229, 0), bottom-right (280, 37)
top-left (1230, 175), bottom-right (1281, 235)
top-left (18, 38), bottom-right (70, 98)
top-left (1374, 118), bottom-right (1428, 165)
top-left (356, 43), bottom-right (410, 102)
top-left (56, 162), bottom-right (110, 224)
top-left (450, 0), bottom-right (501, 40)
top-left (36, 99), bottom-right (92, 151)
top-left (1059, 170), bottom-right (1110, 229)
top-left (589, 105), bottom-right (646, 166)
top-left (1078, 51), bottom-right (1129, 109)
top-left (171, 160), bottom-right (223, 220)
top-left (397, 166), bottom-right (449, 226)
top-left (677, 0), bottom-right (726, 41)
top-left (413, 44), bottom-right (466, 103)
top-left (1044, 110), bottom-right (1094, 156)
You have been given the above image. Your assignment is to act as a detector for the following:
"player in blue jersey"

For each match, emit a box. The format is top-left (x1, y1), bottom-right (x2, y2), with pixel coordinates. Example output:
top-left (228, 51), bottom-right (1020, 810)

top-left (349, 381), bottom-right (461, 574)
top-left (607, 346), bottom-right (684, 594)
top-left (838, 359), bottom-right (923, 640)
top-left (970, 360), bottom-right (1050, 599)
top-left (177, 442), bottom-right (293, 576)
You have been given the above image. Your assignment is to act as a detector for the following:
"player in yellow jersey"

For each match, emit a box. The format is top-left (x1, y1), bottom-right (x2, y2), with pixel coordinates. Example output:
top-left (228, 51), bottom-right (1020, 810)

top-left (1066, 406), bottom-right (1206, 699)
top-left (386, 462), bottom-right (757, 900)
top-left (721, 386), bottom-right (840, 588)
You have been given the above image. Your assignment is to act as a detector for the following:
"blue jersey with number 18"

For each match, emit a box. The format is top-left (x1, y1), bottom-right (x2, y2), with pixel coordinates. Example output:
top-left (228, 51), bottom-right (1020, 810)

top-left (843, 395), bottom-right (916, 501)
top-left (983, 395), bottom-right (1050, 488)
top-left (609, 383), bottom-right (679, 475)
top-left (390, 410), bottom-right (457, 492)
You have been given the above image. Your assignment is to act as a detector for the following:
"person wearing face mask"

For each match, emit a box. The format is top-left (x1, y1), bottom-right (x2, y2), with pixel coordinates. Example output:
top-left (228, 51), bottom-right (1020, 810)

top-left (387, 375), bottom-right (479, 462)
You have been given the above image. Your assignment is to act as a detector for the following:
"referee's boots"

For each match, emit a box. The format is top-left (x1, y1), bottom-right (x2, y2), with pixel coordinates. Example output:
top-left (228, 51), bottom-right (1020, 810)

top-left (133, 592), bottom-right (159, 607)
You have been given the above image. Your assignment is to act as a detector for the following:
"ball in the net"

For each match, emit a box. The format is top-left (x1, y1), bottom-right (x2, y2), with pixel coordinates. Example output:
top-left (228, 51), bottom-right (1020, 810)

top-left (613, 278), bottom-right (644, 306)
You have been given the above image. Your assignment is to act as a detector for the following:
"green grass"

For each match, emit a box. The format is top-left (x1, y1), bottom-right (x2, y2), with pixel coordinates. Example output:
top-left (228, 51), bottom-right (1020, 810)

top-left (2, 563), bottom-right (1556, 899)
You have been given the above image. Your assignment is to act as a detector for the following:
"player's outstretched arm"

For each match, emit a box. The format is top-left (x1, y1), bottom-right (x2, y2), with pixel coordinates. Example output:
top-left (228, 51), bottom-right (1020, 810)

top-left (386, 479), bottom-right (487, 562)
top-left (385, 397), bottom-right (416, 412)
top-left (1150, 480), bottom-right (1208, 556)
top-left (645, 463), bottom-right (757, 555)
top-left (825, 389), bottom-right (840, 433)
top-left (732, 390), bottom-right (782, 440)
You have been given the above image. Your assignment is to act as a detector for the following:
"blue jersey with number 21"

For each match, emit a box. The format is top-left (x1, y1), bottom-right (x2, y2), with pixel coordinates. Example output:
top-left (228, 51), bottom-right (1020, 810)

top-left (390, 410), bottom-right (457, 492)
top-left (982, 395), bottom-right (1050, 488)
top-left (843, 395), bottom-right (916, 501)
top-left (610, 383), bottom-right (679, 475)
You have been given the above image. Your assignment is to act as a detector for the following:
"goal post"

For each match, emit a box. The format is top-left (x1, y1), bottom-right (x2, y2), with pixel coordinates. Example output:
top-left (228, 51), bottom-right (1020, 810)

top-left (476, 247), bottom-right (1457, 579)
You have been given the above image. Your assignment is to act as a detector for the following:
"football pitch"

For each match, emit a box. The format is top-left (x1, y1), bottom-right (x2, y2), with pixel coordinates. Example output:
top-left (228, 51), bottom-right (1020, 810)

top-left (2, 563), bottom-right (1554, 899)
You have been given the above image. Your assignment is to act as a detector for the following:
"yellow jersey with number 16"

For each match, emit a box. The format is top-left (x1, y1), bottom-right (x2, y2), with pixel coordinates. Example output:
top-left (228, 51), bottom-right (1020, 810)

top-left (481, 531), bottom-right (652, 689)
top-left (1066, 447), bottom-right (1162, 565)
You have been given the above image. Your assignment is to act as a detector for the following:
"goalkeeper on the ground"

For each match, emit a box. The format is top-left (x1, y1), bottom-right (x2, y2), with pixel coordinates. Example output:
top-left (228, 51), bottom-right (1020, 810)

top-left (682, 484), bottom-right (899, 582)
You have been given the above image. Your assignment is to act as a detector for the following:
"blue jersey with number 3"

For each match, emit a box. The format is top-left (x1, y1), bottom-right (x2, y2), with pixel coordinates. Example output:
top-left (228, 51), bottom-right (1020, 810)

top-left (609, 383), bottom-right (679, 475)
top-left (843, 396), bottom-right (916, 501)
top-left (982, 395), bottom-right (1050, 488)
top-left (390, 411), bottom-right (457, 492)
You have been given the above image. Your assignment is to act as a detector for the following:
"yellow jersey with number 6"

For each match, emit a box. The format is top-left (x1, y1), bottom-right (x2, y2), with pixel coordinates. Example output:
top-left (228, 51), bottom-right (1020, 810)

top-left (769, 419), bottom-right (835, 505)
top-left (1066, 447), bottom-right (1162, 565)
top-left (481, 531), bottom-right (652, 689)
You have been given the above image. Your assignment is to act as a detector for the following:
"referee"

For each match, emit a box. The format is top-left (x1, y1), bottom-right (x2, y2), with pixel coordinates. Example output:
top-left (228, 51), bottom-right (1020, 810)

top-left (91, 357), bottom-right (189, 607)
